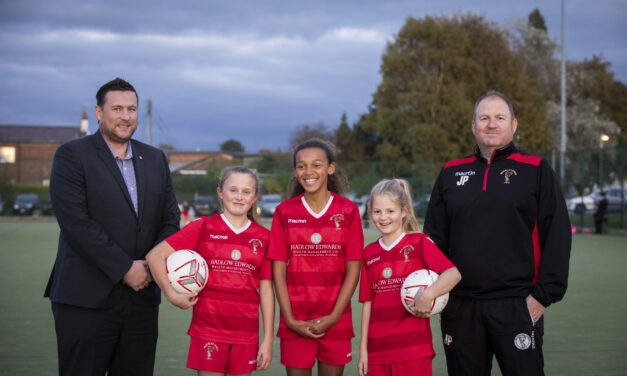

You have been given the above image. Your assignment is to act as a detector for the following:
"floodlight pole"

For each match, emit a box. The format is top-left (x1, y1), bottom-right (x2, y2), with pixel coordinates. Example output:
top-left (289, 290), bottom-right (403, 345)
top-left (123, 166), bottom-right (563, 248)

top-left (599, 134), bottom-right (609, 192)
top-left (147, 99), bottom-right (152, 146)
top-left (560, 0), bottom-right (567, 183)
top-left (599, 140), bottom-right (604, 192)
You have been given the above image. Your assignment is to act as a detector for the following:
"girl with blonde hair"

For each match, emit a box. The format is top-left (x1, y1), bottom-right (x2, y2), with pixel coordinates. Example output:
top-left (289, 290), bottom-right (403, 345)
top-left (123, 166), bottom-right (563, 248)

top-left (358, 179), bottom-right (461, 376)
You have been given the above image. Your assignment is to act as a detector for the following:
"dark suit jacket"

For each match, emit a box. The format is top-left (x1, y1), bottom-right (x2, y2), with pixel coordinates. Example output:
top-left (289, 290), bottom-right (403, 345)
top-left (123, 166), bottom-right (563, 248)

top-left (45, 130), bottom-right (180, 309)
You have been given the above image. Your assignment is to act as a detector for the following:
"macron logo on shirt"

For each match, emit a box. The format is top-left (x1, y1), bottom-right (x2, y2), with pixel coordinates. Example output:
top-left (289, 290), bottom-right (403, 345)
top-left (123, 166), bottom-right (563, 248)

top-left (210, 234), bottom-right (228, 240)
top-left (288, 219), bottom-right (307, 224)
top-left (367, 256), bottom-right (381, 266)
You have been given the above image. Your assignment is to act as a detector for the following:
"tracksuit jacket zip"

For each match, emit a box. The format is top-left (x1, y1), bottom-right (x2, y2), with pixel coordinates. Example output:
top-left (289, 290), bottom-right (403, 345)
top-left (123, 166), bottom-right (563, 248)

top-left (481, 149), bottom-right (497, 191)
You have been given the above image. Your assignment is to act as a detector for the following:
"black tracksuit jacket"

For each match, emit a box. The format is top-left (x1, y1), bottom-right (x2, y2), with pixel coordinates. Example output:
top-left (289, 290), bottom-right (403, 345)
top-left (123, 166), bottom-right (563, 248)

top-left (423, 143), bottom-right (571, 307)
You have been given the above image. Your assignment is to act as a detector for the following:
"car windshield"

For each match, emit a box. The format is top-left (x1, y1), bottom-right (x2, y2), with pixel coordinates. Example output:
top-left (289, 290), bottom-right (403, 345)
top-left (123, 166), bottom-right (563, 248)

top-left (195, 197), bottom-right (215, 204)
top-left (16, 194), bottom-right (38, 203)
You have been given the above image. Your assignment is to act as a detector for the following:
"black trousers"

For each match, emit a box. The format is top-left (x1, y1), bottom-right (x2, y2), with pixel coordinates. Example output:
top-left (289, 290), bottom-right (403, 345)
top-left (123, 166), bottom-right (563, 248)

top-left (440, 295), bottom-right (544, 376)
top-left (52, 286), bottom-right (159, 376)
top-left (594, 215), bottom-right (605, 234)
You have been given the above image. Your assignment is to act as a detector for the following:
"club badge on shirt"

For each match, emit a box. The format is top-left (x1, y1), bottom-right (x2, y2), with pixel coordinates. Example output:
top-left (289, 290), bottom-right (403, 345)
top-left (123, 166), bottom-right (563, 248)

top-left (331, 214), bottom-right (344, 229)
top-left (500, 169), bottom-right (517, 184)
top-left (249, 238), bottom-right (262, 254)
top-left (400, 245), bottom-right (414, 261)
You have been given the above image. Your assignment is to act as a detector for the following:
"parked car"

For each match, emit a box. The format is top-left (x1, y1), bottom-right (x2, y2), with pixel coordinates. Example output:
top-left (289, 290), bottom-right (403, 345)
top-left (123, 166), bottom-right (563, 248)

top-left (412, 193), bottom-right (431, 218)
top-left (13, 193), bottom-right (40, 215)
top-left (565, 193), bottom-right (595, 214)
top-left (603, 188), bottom-right (627, 212)
top-left (566, 187), bottom-right (627, 214)
top-left (40, 199), bottom-right (55, 215)
top-left (259, 194), bottom-right (282, 217)
top-left (193, 195), bottom-right (220, 216)
top-left (351, 198), bottom-right (366, 218)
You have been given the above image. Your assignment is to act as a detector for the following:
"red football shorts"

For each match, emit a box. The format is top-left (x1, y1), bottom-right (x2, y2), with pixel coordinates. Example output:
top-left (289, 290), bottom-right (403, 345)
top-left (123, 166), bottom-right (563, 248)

top-left (187, 337), bottom-right (258, 374)
top-left (280, 337), bottom-right (352, 368)
top-left (368, 356), bottom-right (432, 376)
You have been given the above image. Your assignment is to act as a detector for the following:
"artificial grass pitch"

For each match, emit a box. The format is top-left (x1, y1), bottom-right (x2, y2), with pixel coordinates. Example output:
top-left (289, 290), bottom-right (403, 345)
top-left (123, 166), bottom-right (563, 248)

top-left (0, 219), bottom-right (625, 375)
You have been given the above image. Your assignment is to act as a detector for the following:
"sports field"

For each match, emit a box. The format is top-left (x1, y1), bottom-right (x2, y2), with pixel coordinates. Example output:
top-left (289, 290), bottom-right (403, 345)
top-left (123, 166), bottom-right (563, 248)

top-left (1, 218), bottom-right (626, 375)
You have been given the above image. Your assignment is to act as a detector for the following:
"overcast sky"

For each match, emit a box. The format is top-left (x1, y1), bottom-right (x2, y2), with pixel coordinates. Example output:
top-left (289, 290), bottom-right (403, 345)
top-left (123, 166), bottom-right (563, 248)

top-left (1, 0), bottom-right (625, 152)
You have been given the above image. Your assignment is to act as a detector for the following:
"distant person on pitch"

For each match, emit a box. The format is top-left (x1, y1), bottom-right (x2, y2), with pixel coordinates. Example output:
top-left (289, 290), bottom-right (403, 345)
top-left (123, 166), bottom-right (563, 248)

top-left (180, 200), bottom-right (193, 227)
top-left (45, 77), bottom-right (180, 376)
top-left (593, 192), bottom-right (608, 234)
top-left (424, 90), bottom-right (571, 376)
top-left (147, 166), bottom-right (274, 376)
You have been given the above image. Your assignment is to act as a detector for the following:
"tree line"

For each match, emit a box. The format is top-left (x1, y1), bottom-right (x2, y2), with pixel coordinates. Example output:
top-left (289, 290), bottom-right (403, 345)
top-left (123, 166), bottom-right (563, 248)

top-left (294, 10), bottom-right (625, 164)
top-left (170, 10), bottom-right (626, 198)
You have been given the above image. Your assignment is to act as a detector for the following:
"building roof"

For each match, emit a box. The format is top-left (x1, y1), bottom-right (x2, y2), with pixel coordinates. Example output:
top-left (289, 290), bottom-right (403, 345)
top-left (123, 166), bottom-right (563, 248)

top-left (0, 125), bottom-right (83, 143)
top-left (168, 151), bottom-right (234, 173)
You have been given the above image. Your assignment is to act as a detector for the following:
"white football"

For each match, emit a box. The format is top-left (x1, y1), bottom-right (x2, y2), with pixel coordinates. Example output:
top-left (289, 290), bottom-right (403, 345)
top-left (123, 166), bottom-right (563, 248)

top-left (400, 269), bottom-right (449, 316)
top-left (166, 249), bottom-right (208, 294)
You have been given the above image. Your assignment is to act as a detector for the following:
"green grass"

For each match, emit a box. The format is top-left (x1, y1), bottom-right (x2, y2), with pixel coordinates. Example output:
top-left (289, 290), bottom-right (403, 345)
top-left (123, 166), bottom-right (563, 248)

top-left (0, 218), bottom-right (626, 375)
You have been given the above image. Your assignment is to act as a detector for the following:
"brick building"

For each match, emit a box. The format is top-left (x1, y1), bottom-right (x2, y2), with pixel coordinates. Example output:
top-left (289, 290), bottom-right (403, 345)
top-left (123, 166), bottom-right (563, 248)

top-left (0, 113), bottom-right (88, 185)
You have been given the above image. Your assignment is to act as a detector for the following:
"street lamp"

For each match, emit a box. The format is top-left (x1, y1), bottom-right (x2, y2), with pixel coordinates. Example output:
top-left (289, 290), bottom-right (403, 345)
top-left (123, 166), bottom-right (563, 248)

top-left (599, 134), bottom-right (610, 192)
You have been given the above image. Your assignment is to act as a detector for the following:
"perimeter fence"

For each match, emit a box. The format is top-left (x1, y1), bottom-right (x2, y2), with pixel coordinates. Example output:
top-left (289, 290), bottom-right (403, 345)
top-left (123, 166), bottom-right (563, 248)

top-left (172, 146), bottom-right (626, 230)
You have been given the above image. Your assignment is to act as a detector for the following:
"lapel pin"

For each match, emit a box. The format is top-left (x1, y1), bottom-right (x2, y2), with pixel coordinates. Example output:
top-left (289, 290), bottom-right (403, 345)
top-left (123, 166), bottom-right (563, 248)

top-left (139, 155), bottom-right (143, 160)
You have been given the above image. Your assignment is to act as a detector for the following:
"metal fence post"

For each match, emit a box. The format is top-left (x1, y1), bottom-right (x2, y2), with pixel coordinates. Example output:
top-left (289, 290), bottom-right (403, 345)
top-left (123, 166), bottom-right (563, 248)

top-left (620, 146), bottom-right (625, 229)
top-left (578, 151), bottom-right (585, 228)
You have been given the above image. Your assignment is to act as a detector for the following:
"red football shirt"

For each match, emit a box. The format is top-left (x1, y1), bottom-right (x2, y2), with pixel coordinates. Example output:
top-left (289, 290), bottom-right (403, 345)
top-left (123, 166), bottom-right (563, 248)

top-left (268, 192), bottom-right (364, 339)
top-left (165, 213), bottom-right (271, 345)
top-left (359, 232), bottom-right (455, 364)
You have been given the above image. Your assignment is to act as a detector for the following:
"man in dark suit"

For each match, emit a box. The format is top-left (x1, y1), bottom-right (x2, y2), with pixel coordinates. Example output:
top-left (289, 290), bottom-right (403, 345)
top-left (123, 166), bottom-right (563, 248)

top-left (45, 78), bottom-right (180, 375)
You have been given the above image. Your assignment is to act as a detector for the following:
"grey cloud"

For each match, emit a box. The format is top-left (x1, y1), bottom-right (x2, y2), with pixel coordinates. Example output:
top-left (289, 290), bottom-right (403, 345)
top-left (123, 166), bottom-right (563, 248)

top-left (0, 0), bottom-right (625, 152)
